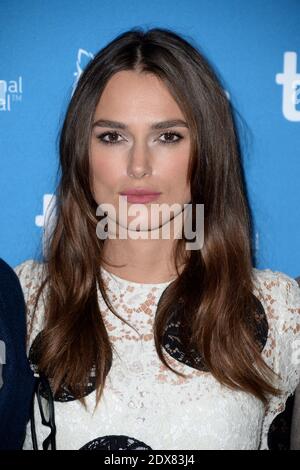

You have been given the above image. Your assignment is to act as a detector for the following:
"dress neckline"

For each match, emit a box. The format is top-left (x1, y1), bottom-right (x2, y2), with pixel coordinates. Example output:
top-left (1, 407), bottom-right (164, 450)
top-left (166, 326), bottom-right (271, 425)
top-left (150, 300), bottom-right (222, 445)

top-left (100, 265), bottom-right (177, 289)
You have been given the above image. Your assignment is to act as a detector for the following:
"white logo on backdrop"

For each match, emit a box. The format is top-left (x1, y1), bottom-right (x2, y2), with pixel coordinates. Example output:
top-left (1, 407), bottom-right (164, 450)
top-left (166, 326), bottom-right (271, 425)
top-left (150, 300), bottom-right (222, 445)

top-left (72, 48), bottom-right (94, 95)
top-left (35, 194), bottom-right (57, 255)
top-left (276, 51), bottom-right (300, 121)
top-left (0, 76), bottom-right (23, 111)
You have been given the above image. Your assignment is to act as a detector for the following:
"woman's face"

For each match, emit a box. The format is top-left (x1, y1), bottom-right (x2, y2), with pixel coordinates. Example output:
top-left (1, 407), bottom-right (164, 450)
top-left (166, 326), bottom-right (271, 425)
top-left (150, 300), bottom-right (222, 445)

top-left (90, 70), bottom-right (191, 235)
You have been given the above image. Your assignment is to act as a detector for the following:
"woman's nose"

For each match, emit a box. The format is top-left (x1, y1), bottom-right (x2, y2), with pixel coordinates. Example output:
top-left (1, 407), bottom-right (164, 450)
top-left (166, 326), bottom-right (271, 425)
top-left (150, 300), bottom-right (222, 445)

top-left (127, 141), bottom-right (153, 178)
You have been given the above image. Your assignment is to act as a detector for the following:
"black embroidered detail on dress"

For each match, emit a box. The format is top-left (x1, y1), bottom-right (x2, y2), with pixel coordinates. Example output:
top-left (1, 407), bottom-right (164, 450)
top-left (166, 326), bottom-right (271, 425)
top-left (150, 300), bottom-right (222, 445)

top-left (29, 292), bottom-right (268, 398)
top-left (28, 331), bottom-right (98, 402)
top-left (161, 292), bottom-right (269, 372)
top-left (267, 393), bottom-right (295, 450)
top-left (247, 294), bottom-right (269, 351)
top-left (80, 435), bottom-right (152, 450)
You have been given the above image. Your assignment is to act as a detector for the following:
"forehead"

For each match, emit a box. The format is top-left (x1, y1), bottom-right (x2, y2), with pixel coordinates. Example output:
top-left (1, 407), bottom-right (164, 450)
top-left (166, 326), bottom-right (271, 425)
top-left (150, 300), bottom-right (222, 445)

top-left (93, 70), bottom-right (185, 121)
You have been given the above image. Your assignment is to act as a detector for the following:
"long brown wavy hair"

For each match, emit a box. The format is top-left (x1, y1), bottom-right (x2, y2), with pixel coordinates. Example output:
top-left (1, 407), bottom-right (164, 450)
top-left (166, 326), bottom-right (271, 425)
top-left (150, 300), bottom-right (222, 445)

top-left (31, 26), bottom-right (282, 408)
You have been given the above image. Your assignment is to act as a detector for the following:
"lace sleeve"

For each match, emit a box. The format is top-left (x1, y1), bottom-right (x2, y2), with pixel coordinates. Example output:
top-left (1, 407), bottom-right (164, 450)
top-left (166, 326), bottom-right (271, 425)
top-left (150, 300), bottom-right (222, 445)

top-left (258, 271), bottom-right (300, 449)
top-left (14, 259), bottom-right (46, 352)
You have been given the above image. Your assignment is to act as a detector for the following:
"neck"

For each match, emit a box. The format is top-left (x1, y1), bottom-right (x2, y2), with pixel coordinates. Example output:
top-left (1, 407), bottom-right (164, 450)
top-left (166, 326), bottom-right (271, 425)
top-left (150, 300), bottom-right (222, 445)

top-left (102, 233), bottom-right (186, 284)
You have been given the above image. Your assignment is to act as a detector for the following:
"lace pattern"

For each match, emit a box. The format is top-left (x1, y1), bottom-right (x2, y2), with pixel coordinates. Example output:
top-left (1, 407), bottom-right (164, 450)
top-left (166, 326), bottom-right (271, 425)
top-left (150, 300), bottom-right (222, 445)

top-left (14, 260), bottom-right (300, 450)
top-left (250, 268), bottom-right (300, 449)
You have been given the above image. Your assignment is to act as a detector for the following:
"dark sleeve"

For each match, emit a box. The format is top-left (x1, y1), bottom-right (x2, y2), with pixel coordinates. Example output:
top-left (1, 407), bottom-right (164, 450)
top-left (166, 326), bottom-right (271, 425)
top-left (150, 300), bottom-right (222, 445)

top-left (291, 384), bottom-right (300, 449)
top-left (0, 258), bottom-right (35, 450)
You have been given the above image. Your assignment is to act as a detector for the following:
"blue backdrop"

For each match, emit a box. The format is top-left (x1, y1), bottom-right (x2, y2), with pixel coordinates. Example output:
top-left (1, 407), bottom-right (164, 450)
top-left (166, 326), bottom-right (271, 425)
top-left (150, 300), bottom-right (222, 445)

top-left (0, 0), bottom-right (299, 277)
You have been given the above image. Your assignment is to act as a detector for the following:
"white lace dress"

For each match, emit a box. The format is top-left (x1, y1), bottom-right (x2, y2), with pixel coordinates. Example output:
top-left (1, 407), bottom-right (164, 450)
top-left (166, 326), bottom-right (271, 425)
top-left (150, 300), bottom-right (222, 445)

top-left (14, 260), bottom-right (300, 450)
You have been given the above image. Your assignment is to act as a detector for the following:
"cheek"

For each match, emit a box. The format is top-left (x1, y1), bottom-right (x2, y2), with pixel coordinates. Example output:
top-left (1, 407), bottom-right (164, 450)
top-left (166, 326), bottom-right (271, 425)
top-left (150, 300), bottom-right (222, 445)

top-left (162, 151), bottom-right (191, 198)
top-left (90, 153), bottom-right (123, 203)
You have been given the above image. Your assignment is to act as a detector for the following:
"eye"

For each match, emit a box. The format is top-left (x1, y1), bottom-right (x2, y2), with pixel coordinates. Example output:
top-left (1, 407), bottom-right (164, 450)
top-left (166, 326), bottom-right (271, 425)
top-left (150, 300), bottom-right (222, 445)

top-left (96, 130), bottom-right (184, 145)
top-left (96, 131), bottom-right (124, 145)
top-left (159, 132), bottom-right (183, 144)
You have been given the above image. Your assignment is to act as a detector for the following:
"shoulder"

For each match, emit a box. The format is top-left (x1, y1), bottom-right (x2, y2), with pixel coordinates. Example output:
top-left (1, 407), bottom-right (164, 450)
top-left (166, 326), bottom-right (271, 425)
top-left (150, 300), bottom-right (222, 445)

top-left (0, 258), bottom-right (25, 305)
top-left (13, 259), bottom-right (48, 346)
top-left (251, 267), bottom-right (300, 334)
top-left (251, 266), bottom-right (300, 295)
top-left (0, 258), bottom-right (27, 337)
top-left (252, 267), bottom-right (300, 391)
top-left (14, 259), bottom-right (46, 298)
top-left (252, 268), bottom-right (300, 449)
top-left (14, 258), bottom-right (45, 283)
top-left (0, 257), bottom-right (21, 286)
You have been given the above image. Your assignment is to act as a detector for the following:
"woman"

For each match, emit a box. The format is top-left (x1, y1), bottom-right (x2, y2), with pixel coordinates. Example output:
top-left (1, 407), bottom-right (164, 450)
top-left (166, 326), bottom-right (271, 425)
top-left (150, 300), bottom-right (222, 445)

top-left (15, 27), bottom-right (300, 450)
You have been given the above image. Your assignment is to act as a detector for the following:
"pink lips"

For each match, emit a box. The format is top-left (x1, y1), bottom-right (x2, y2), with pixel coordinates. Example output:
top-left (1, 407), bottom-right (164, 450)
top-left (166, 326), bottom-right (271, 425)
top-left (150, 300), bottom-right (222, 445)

top-left (119, 188), bottom-right (161, 204)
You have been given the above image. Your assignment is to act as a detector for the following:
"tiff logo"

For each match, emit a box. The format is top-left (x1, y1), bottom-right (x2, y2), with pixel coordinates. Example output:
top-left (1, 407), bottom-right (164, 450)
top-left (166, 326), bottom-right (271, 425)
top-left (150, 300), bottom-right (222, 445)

top-left (276, 52), bottom-right (300, 121)
top-left (0, 76), bottom-right (23, 111)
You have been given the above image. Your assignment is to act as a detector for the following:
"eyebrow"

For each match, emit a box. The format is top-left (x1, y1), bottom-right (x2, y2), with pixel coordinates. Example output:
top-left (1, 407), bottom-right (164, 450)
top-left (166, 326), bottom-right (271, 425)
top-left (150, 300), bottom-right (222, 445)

top-left (92, 119), bottom-right (189, 130)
